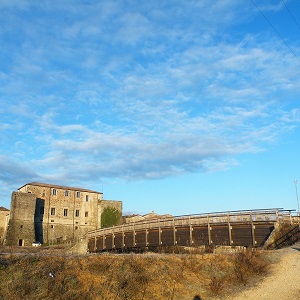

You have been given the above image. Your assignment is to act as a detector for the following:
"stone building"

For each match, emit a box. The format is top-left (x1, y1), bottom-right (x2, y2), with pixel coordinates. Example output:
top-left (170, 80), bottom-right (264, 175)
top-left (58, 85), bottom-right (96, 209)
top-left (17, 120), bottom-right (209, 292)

top-left (4, 182), bottom-right (122, 246)
top-left (123, 211), bottom-right (173, 224)
top-left (0, 207), bottom-right (10, 245)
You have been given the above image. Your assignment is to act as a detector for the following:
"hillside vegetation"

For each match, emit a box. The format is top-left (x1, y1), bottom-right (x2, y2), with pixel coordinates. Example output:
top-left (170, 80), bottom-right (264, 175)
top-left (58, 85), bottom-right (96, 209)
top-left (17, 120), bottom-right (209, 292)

top-left (0, 246), bottom-right (271, 300)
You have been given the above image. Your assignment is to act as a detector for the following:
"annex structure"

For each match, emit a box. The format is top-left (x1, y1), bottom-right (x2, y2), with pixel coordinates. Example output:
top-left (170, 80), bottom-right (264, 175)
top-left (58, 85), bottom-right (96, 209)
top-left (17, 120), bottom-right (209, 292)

top-left (0, 206), bottom-right (10, 245)
top-left (4, 182), bottom-right (122, 246)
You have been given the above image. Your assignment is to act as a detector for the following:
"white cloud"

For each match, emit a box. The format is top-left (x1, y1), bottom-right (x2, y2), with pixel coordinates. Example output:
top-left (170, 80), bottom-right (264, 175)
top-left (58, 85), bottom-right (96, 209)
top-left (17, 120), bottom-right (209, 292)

top-left (0, 0), bottom-right (299, 192)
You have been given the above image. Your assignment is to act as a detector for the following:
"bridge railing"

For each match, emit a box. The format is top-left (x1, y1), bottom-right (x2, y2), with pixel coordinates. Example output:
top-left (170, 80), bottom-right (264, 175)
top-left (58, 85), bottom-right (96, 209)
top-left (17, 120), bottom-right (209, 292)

top-left (87, 208), bottom-right (293, 239)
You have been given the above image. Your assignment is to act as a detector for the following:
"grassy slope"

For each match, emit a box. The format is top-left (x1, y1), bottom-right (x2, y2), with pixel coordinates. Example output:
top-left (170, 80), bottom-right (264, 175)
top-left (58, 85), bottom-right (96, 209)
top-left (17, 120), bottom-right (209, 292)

top-left (0, 247), bottom-right (271, 300)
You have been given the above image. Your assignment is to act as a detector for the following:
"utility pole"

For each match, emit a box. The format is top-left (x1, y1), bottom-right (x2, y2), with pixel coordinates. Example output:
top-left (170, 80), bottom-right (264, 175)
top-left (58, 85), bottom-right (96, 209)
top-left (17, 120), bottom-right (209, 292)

top-left (294, 180), bottom-right (299, 216)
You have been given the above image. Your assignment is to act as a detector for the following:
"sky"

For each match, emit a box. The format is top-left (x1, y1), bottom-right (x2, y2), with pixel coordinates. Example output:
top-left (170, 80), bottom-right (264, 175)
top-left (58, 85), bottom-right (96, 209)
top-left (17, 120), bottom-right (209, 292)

top-left (1, 0), bottom-right (300, 216)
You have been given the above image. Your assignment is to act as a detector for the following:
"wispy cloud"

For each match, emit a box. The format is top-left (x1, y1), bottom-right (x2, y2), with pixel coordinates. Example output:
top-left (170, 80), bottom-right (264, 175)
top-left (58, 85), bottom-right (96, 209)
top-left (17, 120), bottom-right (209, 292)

top-left (0, 0), bottom-right (299, 193)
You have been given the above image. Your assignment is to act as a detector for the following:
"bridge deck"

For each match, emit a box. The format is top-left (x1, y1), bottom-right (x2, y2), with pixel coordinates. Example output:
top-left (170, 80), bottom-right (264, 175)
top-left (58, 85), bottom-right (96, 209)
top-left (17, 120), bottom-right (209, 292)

top-left (87, 208), bottom-right (294, 252)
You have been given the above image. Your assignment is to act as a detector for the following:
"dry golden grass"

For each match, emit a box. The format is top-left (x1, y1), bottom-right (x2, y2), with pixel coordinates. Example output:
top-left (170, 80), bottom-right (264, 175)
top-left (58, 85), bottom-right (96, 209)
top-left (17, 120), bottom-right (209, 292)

top-left (0, 247), bottom-right (271, 300)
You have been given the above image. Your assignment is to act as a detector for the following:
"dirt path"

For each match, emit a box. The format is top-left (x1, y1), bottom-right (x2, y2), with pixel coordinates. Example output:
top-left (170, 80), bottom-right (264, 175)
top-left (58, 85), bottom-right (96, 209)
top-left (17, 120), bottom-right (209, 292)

top-left (229, 245), bottom-right (300, 300)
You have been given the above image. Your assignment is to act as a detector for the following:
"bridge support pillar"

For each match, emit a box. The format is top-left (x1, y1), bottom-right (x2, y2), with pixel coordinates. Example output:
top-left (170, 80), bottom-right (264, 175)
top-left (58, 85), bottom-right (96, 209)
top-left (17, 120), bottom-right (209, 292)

top-left (250, 212), bottom-right (256, 247)
top-left (207, 215), bottom-right (212, 245)
top-left (159, 227), bottom-right (162, 246)
top-left (228, 214), bottom-right (233, 245)
top-left (173, 219), bottom-right (176, 245)
top-left (189, 224), bottom-right (193, 246)
top-left (122, 231), bottom-right (125, 249)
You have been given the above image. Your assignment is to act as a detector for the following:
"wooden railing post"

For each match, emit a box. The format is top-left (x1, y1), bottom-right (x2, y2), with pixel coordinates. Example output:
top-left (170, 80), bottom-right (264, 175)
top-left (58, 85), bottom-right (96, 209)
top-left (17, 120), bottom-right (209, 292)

top-left (228, 213), bottom-right (233, 245)
top-left (207, 214), bottom-right (212, 245)
top-left (173, 218), bottom-right (176, 245)
top-left (189, 216), bottom-right (193, 246)
top-left (250, 212), bottom-right (256, 247)
top-left (159, 225), bottom-right (162, 246)
top-left (133, 224), bottom-right (136, 247)
top-left (122, 225), bottom-right (125, 249)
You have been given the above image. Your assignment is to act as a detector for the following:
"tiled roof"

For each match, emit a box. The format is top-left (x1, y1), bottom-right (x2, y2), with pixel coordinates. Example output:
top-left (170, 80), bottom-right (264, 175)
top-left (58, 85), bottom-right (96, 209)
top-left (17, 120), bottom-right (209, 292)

top-left (18, 182), bottom-right (102, 194)
top-left (0, 206), bottom-right (9, 211)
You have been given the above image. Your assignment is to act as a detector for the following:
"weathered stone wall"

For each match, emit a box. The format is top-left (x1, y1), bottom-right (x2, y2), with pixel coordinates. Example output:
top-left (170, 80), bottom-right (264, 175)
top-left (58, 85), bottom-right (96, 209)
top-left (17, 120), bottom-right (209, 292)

top-left (0, 209), bottom-right (10, 245)
top-left (5, 192), bottom-right (36, 246)
top-left (99, 200), bottom-right (122, 211)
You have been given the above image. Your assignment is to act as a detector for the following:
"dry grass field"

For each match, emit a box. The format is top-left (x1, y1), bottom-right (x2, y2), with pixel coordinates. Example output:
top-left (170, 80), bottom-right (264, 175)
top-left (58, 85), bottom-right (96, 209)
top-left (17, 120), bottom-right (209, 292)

top-left (0, 246), bottom-right (272, 300)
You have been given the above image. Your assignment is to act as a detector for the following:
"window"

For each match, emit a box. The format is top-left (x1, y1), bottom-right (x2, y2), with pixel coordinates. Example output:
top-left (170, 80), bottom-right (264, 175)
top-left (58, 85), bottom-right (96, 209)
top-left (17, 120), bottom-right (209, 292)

top-left (20, 225), bottom-right (23, 228)
top-left (51, 208), bottom-right (55, 216)
top-left (75, 210), bottom-right (80, 217)
top-left (75, 226), bottom-right (78, 230)
top-left (51, 220), bottom-right (54, 223)
top-left (65, 190), bottom-right (69, 197)
top-left (85, 195), bottom-right (89, 202)
top-left (52, 189), bottom-right (57, 196)
top-left (51, 225), bottom-right (54, 228)
top-left (85, 211), bottom-right (88, 217)
top-left (76, 191), bottom-right (80, 198)
top-left (63, 209), bottom-right (68, 217)
top-left (40, 206), bottom-right (44, 215)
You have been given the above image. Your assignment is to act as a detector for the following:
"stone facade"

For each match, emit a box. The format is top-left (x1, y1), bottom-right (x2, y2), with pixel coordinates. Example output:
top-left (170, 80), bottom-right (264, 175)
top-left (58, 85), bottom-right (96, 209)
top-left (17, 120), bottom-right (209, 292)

top-left (0, 207), bottom-right (10, 245)
top-left (5, 182), bottom-right (122, 246)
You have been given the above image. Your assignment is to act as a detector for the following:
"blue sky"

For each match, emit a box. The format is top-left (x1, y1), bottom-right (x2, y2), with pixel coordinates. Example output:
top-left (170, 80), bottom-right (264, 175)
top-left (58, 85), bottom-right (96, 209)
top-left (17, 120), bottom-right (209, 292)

top-left (1, 0), bottom-right (300, 215)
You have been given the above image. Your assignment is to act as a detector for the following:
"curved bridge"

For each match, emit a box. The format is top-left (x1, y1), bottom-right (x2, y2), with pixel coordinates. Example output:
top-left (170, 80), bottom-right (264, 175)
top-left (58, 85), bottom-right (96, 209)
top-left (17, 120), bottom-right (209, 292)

top-left (87, 208), bottom-right (293, 252)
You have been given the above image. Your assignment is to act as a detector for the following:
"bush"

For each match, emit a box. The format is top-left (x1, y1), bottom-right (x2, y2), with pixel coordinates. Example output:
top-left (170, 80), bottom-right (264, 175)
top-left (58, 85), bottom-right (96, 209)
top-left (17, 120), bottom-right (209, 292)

top-left (101, 207), bottom-right (122, 228)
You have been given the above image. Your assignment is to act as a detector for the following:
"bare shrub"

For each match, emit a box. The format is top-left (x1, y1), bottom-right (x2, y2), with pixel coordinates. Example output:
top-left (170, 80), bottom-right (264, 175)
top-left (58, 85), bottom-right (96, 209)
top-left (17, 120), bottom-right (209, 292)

top-left (233, 248), bottom-right (269, 284)
top-left (208, 276), bottom-right (224, 294)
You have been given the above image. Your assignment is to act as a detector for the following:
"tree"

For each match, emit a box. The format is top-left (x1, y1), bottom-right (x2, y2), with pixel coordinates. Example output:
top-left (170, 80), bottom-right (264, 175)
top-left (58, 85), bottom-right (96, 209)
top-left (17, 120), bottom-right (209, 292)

top-left (101, 206), bottom-right (122, 228)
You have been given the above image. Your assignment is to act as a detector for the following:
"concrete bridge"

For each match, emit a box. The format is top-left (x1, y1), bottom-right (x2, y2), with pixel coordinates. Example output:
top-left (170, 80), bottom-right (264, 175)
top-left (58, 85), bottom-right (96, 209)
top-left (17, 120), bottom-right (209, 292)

top-left (87, 208), bottom-right (294, 252)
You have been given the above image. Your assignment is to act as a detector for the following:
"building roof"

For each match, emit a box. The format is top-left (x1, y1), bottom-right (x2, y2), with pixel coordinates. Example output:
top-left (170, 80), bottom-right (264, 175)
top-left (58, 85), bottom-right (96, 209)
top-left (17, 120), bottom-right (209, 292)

top-left (0, 206), bottom-right (9, 211)
top-left (18, 182), bottom-right (102, 194)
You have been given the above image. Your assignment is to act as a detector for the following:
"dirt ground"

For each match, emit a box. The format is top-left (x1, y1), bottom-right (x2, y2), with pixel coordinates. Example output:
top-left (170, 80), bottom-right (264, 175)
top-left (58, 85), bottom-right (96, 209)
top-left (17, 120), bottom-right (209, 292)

top-left (227, 244), bottom-right (300, 300)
